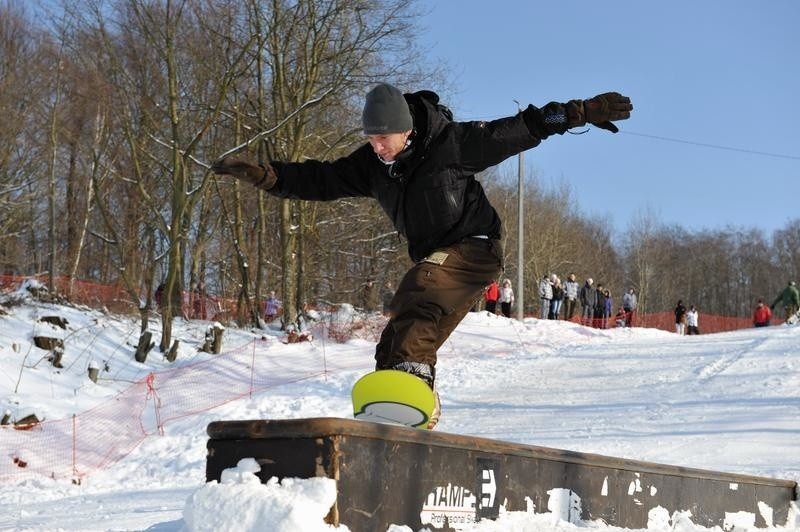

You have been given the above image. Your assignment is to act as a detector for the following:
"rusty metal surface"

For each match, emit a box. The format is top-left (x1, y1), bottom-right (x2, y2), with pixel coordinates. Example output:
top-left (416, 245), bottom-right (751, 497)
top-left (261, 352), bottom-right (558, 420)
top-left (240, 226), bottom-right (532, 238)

top-left (206, 418), bottom-right (797, 531)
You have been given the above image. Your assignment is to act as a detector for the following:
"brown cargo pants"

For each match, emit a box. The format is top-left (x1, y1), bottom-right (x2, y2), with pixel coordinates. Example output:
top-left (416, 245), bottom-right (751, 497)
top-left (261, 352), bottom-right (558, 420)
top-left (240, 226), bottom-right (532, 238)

top-left (374, 238), bottom-right (504, 377)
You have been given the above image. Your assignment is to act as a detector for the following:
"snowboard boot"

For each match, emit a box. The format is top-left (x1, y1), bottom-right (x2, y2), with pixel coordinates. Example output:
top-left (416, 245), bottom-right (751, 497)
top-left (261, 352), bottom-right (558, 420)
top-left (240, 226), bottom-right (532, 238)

top-left (391, 361), bottom-right (440, 429)
top-left (391, 361), bottom-right (434, 388)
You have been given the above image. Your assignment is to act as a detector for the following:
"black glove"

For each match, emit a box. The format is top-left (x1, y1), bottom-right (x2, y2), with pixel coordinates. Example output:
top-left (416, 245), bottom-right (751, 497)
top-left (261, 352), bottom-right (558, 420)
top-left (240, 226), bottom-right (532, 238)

top-left (566, 92), bottom-right (633, 133)
top-left (210, 156), bottom-right (277, 190)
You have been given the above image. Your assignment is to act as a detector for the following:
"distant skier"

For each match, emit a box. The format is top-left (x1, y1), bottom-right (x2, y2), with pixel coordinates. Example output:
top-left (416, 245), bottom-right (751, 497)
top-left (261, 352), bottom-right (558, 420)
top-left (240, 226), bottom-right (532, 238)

top-left (770, 281), bottom-right (799, 323)
top-left (212, 83), bottom-right (632, 427)
top-left (752, 299), bottom-right (772, 328)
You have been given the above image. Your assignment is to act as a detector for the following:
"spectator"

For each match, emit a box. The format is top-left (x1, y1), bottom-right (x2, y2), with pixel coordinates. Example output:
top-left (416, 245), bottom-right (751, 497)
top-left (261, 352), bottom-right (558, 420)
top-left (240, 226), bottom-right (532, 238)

top-left (594, 283), bottom-right (607, 328)
top-left (360, 279), bottom-right (379, 312)
top-left (615, 307), bottom-right (628, 327)
top-left (579, 278), bottom-right (596, 326)
top-left (192, 281), bottom-right (206, 319)
top-left (563, 273), bottom-right (579, 320)
top-left (499, 278), bottom-right (515, 318)
top-left (602, 289), bottom-right (613, 329)
top-left (154, 281), bottom-right (181, 317)
top-left (549, 275), bottom-right (564, 320)
top-left (753, 299), bottom-right (772, 328)
top-left (381, 282), bottom-right (394, 316)
top-left (622, 288), bottom-right (637, 327)
top-left (484, 280), bottom-right (499, 315)
top-left (154, 282), bottom-right (165, 308)
top-left (686, 305), bottom-right (700, 335)
top-left (674, 300), bottom-right (687, 335)
top-left (264, 291), bottom-right (281, 322)
top-left (771, 281), bottom-right (800, 323)
top-left (538, 274), bottom-right (553, 319)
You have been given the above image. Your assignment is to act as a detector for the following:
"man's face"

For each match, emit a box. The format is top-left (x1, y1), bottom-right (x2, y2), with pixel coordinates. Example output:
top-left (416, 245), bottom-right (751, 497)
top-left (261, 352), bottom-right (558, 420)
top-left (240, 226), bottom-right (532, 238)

top-left (367, 131), bottom-right (411, 162)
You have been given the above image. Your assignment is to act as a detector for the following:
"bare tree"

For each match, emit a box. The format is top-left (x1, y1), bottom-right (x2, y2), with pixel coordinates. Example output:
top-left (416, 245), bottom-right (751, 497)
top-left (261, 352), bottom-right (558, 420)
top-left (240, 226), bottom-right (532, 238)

top-left (0, 2), bottom-right (48, 274)
top-left (210, 0), bottom-right (431, 329)
top-left (773, 221), bottom-right (800, 284)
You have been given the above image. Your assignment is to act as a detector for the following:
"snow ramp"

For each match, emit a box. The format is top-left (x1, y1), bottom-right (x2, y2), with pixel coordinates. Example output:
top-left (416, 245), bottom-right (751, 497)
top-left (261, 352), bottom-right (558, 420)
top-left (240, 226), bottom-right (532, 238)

top-left (206, 417), bottom-right (797, 531)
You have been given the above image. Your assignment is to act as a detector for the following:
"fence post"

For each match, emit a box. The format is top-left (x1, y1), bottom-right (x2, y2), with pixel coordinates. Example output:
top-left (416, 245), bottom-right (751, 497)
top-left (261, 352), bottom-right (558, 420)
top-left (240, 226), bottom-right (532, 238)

top-left (72, 413), bottom-right (80, 483)
top-left (249, 340), bottom-right (256, 397)
top-left (145, 373), bottom-right (164, 435)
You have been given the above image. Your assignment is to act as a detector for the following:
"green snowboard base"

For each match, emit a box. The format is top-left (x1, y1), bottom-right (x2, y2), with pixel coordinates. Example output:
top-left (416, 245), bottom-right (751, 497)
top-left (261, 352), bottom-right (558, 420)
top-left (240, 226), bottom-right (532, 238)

top-left (351, 370), bottom-right (435, 429)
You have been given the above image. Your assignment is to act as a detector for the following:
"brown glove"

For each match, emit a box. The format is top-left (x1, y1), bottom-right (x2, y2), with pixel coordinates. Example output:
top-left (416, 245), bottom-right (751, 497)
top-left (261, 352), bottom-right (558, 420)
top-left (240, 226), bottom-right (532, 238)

top-left (566, 92), bottom-right (633, 133)
top-left (210, 156), bottom-right (278, 191)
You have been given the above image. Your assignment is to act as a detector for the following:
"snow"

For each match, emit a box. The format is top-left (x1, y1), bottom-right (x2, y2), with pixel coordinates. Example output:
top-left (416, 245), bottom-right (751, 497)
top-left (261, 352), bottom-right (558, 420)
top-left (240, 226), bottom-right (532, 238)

top-left (0, 283), bottom-right (799, 531)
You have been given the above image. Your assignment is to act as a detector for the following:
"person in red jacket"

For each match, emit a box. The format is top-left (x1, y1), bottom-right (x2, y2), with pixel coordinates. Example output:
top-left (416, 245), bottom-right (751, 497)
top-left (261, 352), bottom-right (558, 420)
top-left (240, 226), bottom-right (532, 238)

top-left (484, 280), bottom-right (499, 315)
top-left (753, 299), bottom-right (772, 327)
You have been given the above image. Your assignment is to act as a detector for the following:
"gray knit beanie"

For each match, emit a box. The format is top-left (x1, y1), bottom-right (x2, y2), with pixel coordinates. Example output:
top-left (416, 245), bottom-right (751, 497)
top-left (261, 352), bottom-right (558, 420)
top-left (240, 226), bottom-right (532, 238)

top-left (362, 83), bottom-right (413, 135)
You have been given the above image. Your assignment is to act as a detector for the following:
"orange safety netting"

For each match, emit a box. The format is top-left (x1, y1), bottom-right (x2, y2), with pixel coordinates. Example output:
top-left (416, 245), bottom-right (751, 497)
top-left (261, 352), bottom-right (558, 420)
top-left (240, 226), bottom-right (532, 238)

top-left (562, 312), bottom-right (752, 333)
top-left (0, 336), bottom-right (364, 482)
top-left (0, 274), bottom-right (242, 320)
top-left (0, 276), bottom-right (764, 482)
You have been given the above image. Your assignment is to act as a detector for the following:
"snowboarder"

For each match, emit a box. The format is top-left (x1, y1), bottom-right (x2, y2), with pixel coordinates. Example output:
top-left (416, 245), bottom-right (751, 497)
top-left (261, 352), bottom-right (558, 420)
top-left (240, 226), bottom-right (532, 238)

top-left (770, 281), bottom-right (800, 323)
top-left (211, 83), bottom-right (632, 427)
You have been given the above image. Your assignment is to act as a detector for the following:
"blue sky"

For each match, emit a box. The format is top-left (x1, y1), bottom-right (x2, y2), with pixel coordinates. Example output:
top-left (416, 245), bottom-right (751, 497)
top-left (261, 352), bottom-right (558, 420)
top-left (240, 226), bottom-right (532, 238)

top-left (418, 1), bottom-right (799, 237)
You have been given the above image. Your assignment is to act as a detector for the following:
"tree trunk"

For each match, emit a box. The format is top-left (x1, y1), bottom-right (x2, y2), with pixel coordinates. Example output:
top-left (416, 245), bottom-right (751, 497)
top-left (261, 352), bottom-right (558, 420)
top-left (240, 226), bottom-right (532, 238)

top-left (135, 331), bottom-right (154, 363)
top-left (165, 339), bottom-right (180, 363)
top-left (280, 198), bottom-right (298, 330)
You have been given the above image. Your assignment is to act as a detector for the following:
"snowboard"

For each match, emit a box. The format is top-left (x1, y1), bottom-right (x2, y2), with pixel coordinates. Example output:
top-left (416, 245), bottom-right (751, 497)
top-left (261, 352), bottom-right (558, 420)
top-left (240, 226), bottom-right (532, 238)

top-left (351, 370), bottom-right (436, 429)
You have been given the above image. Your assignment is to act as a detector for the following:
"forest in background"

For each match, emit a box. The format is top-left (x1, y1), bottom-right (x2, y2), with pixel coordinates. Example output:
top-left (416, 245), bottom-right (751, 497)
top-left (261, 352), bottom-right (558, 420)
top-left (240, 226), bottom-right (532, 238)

top-left (1, 0), bottom-right (798, 342)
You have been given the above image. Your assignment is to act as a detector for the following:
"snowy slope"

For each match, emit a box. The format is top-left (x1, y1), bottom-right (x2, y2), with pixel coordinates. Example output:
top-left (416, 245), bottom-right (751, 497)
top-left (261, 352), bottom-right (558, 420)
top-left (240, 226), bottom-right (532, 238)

top-left (0, 288), bottom-right (798, 531)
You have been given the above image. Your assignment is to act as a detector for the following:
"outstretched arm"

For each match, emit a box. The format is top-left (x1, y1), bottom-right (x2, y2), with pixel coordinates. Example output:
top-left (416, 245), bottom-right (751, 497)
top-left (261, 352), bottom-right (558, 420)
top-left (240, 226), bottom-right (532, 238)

top-left (456, 92), bottom-right (632, 173)
top-left (210, 144), bottom-right (374, 201)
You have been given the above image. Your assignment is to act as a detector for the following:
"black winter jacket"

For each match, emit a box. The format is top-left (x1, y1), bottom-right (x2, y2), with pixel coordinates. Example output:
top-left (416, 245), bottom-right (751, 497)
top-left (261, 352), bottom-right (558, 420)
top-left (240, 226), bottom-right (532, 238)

top-left (269, 90), bottom-right (567, 262)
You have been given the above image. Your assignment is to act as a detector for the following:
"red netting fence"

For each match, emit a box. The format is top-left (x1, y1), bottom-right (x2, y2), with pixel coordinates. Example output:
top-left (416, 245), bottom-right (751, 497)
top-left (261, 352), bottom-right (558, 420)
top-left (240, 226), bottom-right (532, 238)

top-left (0, 276), bottom-right (761, 483)
top-left (0, 337), bottom-right (368, 483)
top-left (0, 274), bottom-right (244, 320)
top-left (563, 311), bottom-right (752, 333)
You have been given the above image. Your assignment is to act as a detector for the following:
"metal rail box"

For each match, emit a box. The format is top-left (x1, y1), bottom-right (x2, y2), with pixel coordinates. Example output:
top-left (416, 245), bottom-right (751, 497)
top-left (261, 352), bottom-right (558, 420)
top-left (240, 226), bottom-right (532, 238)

top-left (206, 418), bottom-right (797, 531)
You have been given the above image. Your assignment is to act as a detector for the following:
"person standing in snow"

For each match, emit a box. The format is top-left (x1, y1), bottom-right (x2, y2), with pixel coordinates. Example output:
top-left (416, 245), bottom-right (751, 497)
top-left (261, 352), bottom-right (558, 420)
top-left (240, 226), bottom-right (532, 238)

top-left (563, 273), bottom-right (579, 320)
top-left (674, 300), bottom-right (687, 335)
top-left (622, 288), bottom-right (637, 327)
top-left (770, 281), bottom-right (800, 323)
top-left (549, 275), bottom-right (564, 319)
top-left (686, 305), bottom-right (700, 335)
top-left (211, 83), bottom-right (632, 427)
top-left (579, 278), bottom-right (597, 327)
top-left (263, 291), bottom-right (281, 322)
top-left (499, 278), bottom-right (515, 318)
top-left (594, 283), bottom-right (607, 328)
top-left (484, 280), bottom-right (499, 315)
top-left (538, 274), bottom-right (553, 319)
top-left (602, 289), bottom-right (613, 329)
top-left (360, 279), bottom-right (380, 312)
